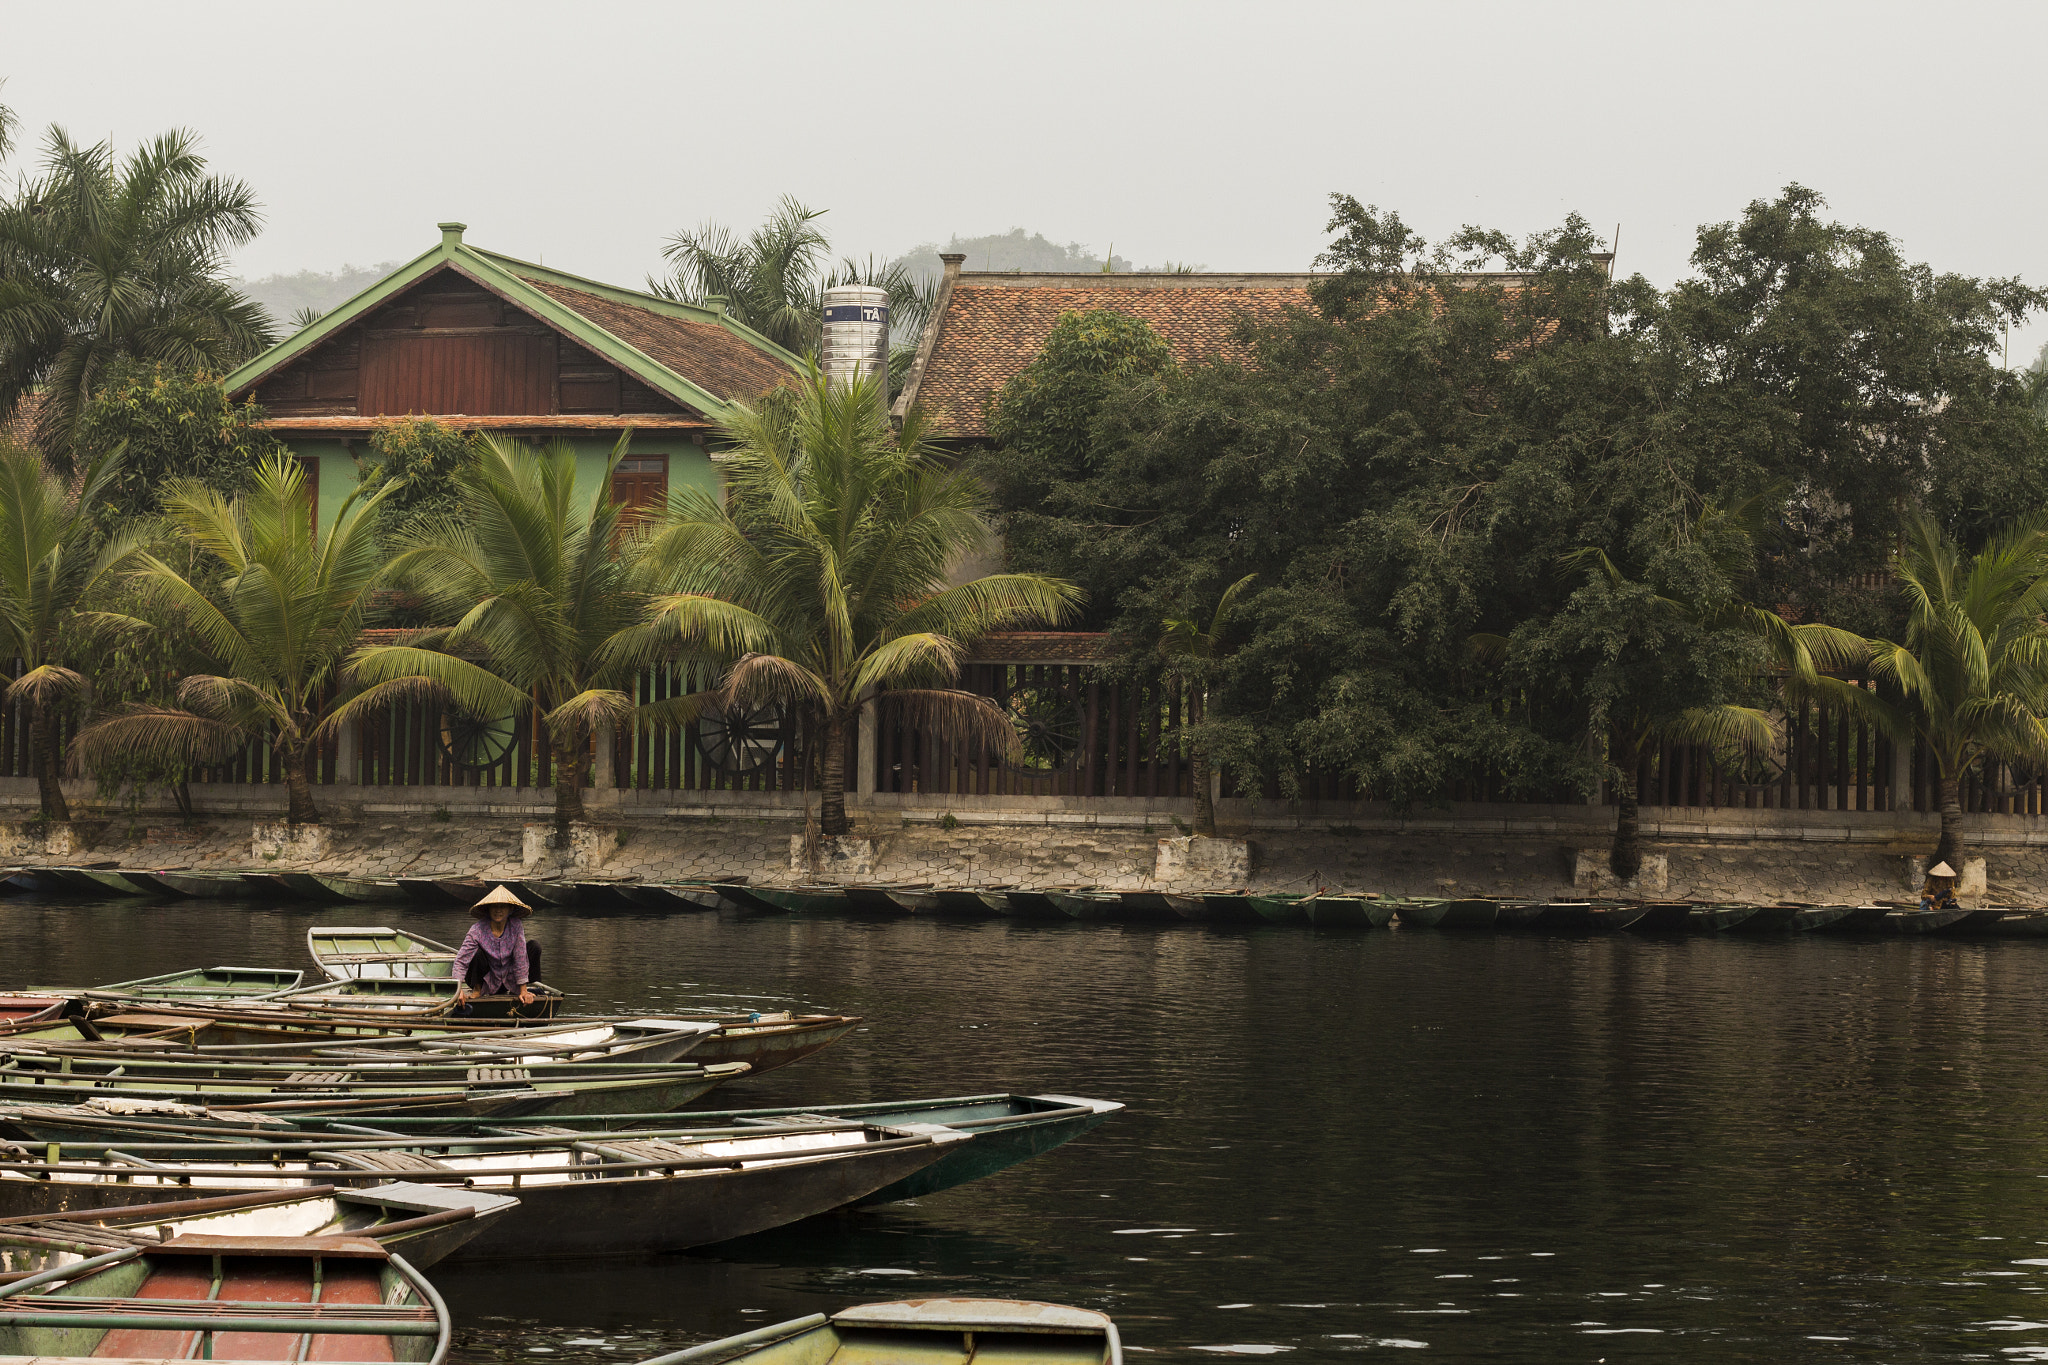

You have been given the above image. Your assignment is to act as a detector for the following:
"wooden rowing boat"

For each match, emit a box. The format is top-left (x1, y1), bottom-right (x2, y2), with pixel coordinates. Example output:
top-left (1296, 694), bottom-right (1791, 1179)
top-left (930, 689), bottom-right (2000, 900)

top-left (1302, 895), bottom-right (1392, 928)
top-left (988, 890), bottom-right (1073, 920)
top-left (1692, 903), bottom-right (1761, 930)
top-left (313, 875), bottom-right (409, 903)
top-left (1180, 891), bottom-right (1261, 924)
top-left (306, 927), bottom-right (460, 982)
top-left (0, 1055), bottom-right (749, 1118)
top-left (929, 888), bottom-right (1010, 917)
top-left (616, 884), bottom-right (723, 912)
top-left (1393, 897), bottom-right (1497, 928)
top-left (0, 1123), bottom-right (968, 1260)
top-left (1048, 890), bottom-right (1120, 921)
top-left (0, 1182), bottom-right (519, 1276)
top-left (44, 868), bottom-right (152, 898)
top-left (88, 967), bottom-right (305, 1001)
top-left (1246, 892), bottom-right (1311, 924)
top-left (0, 1090), bottom-right (1121, 1212)
top-left (1621, 901), bottom-right (1697, 932)
top-left (0, 1231), bottom-right (449, 1364)
top-left (631, 1300), bottom-right (1122, 1365)
top-left (156, 871), bottom-right (265, 900)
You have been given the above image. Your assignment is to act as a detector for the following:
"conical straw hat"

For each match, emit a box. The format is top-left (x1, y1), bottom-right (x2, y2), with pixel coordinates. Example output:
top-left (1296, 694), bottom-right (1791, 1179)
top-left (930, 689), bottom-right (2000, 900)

top-left (471, 884), bottom-right (531, 917)
top-left (1928, 861), bottom-right (1957, 878)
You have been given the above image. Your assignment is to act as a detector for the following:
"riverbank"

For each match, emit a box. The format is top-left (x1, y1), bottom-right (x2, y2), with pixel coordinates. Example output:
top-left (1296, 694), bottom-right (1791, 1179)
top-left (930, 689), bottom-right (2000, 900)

top-left (5, 801), bottom-right (2046, 904)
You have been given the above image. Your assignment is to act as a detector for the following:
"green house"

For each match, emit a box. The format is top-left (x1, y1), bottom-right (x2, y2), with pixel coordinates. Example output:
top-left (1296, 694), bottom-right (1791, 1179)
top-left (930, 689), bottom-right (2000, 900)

top-left (223, 223), bottom-right (801, 527)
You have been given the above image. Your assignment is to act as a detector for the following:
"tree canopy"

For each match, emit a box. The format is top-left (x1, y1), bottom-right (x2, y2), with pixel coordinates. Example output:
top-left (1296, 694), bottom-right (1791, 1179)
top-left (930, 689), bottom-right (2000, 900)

top-left (976, 187), bottom-right (2048, 814)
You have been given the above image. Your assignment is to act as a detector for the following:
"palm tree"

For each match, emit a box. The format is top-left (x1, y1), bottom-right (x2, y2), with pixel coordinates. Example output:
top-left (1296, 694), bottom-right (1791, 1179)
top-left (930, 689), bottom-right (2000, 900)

top-left (1806, 512), bottom-right (2048, 868)
top-left (70, 454), bottom-right (396, 824)
top-left (341, 432), bottom-right (692, 842)
top-left (0, 437), bottom-right (140, 820)
top-left (628, 368), bottom-right (1083, 838)
top-left (0, 127), bottom-right (274, 464)
top-left (1160, 574), bottom-right (1254, 839)
top-left (1531, 499), bottom-right (1863, 881)
top-left (655, 196), bottom-right (937, 364)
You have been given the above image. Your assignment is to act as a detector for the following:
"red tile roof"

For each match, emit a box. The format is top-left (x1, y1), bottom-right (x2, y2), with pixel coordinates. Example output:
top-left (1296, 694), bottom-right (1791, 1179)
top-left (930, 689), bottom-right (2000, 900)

top-left (519, 279), bottom-right (797, 405)
top-left (904, 273), bottom-right (1320, 439)
top-left (966, 632), bottom-right (1114, 663)
top-left (257, 414), bottom-right (711, 433)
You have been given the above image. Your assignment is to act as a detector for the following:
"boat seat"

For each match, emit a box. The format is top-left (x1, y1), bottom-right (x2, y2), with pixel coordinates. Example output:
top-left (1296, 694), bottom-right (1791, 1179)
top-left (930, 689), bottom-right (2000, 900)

top-left (310, 1149), bottom-right (452, 1174)
top-left (282, 1071), bottom-right (352, 1089)
top-left (571, 1137), bottom-right (710, 1163)
top-left (465, 1067), bottom-right (532, 1084)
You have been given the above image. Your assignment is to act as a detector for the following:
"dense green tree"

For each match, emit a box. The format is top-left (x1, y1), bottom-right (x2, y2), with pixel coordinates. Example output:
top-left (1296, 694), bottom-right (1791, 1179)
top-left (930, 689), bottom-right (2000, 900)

top-left (979, 188), bottom-right (2048, 819)
top-left (70, 362), bottom-right (279, 529)
top-left (355, 416), bottom-right (468, 542)
top-left (71, 455), bottom-right (396, 824)
top-left (0, 128), bottom-right (274, 464)
top-left (0, 438), bottom-right (140, 820)
top-left (629, 369), bottom-right (1081, 838)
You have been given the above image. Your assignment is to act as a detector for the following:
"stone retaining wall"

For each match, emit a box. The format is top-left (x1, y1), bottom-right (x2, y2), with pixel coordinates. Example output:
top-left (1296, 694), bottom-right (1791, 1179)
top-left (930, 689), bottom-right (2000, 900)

top-left (7, 803), bottom-right (2048, 905)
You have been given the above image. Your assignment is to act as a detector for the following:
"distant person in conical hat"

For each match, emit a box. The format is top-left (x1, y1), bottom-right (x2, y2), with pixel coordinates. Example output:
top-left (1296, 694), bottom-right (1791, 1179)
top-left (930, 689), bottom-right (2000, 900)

top-left (1919, 860), bottom-right (1960, 913)
top-left (455, 884), bottom-right (538, 1008)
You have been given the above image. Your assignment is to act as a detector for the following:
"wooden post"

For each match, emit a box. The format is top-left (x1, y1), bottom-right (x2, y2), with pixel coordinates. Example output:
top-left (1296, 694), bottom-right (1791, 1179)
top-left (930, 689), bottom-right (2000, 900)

top-left (856, 686), bottom-right (877, 799)
top-left (334, 717), bottom-right (358, 786)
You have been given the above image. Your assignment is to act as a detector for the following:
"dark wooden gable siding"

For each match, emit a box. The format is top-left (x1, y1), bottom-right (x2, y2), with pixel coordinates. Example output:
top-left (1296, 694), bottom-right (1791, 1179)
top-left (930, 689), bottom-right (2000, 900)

top-left (250, 269), bottom-right (688, 419)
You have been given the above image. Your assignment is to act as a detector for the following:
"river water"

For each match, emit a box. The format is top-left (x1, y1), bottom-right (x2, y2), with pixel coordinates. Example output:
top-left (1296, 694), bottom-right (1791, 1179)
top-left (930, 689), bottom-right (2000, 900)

top-left (5, 897), bottom-right (2048, 1363)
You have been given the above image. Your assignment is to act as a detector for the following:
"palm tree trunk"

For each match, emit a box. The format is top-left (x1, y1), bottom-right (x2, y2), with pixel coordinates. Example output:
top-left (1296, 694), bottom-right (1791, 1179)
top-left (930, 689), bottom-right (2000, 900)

top-left (281, 741), bottom-right (321, 826)
top-left (28, 703), bottom-right (67, 824)
top-left (552, 728), bottom-right (586, 843)
top-left (1934, 770), bottom-right (1965, 868)
top-left (819, 711), bottom-right (850, 837)
top-left (1191, 747), bottom-right (1217, 838)
top-left (1609, 773), bottom-right (1642, 882)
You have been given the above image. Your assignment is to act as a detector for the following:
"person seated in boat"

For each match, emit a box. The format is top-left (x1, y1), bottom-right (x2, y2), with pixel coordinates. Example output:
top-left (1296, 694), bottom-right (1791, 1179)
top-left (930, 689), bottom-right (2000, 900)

top-left (455, 885), bottom-right (540, 1009)
top-left (1920, 861), bottom-right (1961, 912)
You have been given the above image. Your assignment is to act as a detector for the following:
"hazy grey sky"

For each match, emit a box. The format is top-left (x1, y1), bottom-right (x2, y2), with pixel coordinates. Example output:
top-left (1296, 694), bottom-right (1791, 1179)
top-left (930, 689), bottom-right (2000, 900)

top-left (6, 0), bottom-right (2046, 356)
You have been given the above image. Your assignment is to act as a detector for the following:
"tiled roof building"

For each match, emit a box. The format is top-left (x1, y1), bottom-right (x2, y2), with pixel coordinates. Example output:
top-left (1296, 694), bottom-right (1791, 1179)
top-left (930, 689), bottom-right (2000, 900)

top-left (893, 260), bottom-right (1319, 440)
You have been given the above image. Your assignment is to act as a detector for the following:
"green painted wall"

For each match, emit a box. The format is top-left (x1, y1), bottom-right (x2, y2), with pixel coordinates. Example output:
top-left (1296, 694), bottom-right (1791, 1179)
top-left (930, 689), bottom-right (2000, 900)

top-left (275, 431), bottom-right (720, 535)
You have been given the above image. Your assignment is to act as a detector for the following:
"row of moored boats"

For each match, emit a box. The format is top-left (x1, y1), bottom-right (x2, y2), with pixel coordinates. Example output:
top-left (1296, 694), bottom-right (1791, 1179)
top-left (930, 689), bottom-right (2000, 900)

top-left (10, 866), bottom-right (2042, 934)
top-left (0, 921), bottom-right (1127, 1365)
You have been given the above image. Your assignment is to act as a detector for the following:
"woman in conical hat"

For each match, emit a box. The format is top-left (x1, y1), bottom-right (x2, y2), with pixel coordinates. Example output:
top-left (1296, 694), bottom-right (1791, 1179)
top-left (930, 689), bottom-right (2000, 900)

top-left (1920, 860), bottom-right (1960, 913)
top-left (454, 884), bottom-right (538, 1007)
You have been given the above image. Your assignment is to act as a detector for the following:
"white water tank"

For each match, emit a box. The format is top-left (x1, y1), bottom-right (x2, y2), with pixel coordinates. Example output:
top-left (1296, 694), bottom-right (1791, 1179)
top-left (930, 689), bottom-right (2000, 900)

top-left (821, 284), bottom-right (889, 390)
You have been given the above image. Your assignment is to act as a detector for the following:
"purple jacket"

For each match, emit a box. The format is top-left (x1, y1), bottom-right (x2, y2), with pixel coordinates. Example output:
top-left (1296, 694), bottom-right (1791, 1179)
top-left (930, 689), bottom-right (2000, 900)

top-left (453, 920), bottom-right (529, 995)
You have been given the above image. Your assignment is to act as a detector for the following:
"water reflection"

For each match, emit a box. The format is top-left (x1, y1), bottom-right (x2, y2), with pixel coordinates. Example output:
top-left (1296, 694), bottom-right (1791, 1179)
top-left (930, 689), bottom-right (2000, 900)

top-left (6, 898), bottom-right (2048, 1360)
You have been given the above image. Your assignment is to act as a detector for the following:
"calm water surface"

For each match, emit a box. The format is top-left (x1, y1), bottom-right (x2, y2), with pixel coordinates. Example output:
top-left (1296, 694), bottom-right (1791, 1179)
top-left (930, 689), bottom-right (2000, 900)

top-left (5, 898), bottom-right (2048, 1363)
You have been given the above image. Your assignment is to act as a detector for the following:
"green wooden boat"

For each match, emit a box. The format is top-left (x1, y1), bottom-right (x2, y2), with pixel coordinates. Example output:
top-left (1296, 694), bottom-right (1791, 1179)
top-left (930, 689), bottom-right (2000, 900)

top-left (1048, 890), bottom-right (1120, 920)
top-left (307, 926), bottom-right (460, 982)
top-left (1885, 906), bottom-right (1976, 934)
top-left (617, 884), bottom-right (723, 912)
top-left (1693, 903), bottom-right (1761, 930)
top-left (0, 1231), bottom-right (452, 1365)
top-left (1805, 903), bottom-right (1889, 933)
top-left (743, 885), bottom-right (850, 915)
top-left (1622, 901), bottom-right (1698, 932)
top-left (313, 874), bottom-right (409, 903)
top-left (1394, 897), bottom-right (1497, 928)
top-left (89, 966), bottom-right (305, 1000)
top-left (46, 867), bottom-right (152, 897)
top-left (158, 870), bottom-right (264, 900)
top-left (633, 1300), bottom-right (1121, 1365)
top-left (1303, 895), bottom-right (1393, 927)
top-left (930, 887), bottom-right (1011, 917)
top-left (841, 885), bottom-right (922, 916)
top-left (1247, 892), bottom-right (1312, 924)
top-left (1183, 891), bottom-right (1262, 924)
top-left (991, 889), bottom-right (1072, 920)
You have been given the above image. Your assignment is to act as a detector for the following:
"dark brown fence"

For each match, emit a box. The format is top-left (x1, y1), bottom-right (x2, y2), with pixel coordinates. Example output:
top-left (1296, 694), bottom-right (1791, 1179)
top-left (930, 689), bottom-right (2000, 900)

top-left (7, 656), bottom-right (2047, 815)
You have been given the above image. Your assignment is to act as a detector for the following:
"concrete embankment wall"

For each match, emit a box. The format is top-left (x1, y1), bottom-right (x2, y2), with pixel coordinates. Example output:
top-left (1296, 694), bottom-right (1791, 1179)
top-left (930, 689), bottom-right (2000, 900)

top-left (7, 778), bottom-right (2048, 903)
